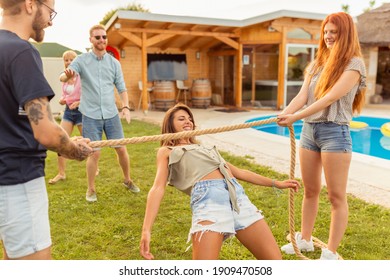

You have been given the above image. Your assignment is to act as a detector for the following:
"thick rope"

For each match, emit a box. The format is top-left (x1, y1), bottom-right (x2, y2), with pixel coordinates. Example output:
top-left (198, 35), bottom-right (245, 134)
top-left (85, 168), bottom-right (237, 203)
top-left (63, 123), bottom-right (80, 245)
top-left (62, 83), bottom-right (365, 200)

top-left (286, 126), bottom-right (311, 260)
top-left (89, 117), bottom-right (278, 148)
top-left (89, 116), bottom-right (338, 259)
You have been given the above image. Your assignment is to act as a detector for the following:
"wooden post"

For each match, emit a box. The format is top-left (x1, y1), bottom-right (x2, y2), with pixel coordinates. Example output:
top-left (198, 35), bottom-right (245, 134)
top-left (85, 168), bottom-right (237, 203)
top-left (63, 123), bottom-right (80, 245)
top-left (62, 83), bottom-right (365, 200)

top-left (221, 56), bottom-right (225, 104)
top-left (277, 27), bottom-right (287, 110)
top-left (141, 32), bottom-right (148, 113)
top-left (251, 47), bottom-right (256, 104)
top-left (235, 43), bottom-right (243, 107)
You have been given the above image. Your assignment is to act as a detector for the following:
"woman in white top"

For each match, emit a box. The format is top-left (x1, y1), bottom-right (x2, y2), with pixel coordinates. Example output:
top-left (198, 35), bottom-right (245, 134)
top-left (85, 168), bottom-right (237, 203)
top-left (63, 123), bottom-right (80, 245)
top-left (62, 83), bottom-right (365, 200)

top-left (140, 103), bottom-right (300, 260)
top-left (277, 12), bottom-right (366, 260)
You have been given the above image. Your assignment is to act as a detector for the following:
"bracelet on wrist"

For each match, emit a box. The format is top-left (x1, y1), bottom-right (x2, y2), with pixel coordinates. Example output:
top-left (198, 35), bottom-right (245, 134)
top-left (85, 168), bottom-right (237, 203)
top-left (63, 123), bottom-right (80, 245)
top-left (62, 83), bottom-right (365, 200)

top-left (122, 106), bottom-right (131, 111)
top-left (271, 179), bottom-right (283, 197)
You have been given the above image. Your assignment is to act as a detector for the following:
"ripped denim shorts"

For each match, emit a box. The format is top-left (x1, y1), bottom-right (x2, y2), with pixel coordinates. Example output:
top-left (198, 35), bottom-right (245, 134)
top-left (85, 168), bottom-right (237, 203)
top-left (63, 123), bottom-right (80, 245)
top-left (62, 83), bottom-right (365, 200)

top-left (189, 178), bottom-right (264, 242)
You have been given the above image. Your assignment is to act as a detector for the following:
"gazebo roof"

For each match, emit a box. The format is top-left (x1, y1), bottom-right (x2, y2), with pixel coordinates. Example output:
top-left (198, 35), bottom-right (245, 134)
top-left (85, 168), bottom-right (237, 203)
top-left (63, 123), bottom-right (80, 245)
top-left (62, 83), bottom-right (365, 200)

top-left (357, 3), bottom-right (390, 47)
top-left (105, 9), bottom-right (326, 51)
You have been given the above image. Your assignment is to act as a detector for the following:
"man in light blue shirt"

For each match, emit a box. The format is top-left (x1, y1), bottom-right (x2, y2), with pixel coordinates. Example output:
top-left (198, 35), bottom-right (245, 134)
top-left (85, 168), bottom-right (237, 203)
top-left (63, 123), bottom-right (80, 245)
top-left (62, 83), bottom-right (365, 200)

top-left (61, 24), bottom-right (140, 202)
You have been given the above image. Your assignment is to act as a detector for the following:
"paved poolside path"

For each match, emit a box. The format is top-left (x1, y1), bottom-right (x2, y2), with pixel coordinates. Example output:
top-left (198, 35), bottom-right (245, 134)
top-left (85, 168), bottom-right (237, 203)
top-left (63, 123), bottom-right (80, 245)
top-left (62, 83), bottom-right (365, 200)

top-left (132, 106), bottom-right (390, 209)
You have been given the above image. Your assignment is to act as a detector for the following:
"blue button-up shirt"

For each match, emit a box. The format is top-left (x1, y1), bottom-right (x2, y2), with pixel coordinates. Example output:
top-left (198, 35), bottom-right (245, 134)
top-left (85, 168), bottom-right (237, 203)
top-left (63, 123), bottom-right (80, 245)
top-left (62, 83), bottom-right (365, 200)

top-left (69, 51), bottom-right (127, 120)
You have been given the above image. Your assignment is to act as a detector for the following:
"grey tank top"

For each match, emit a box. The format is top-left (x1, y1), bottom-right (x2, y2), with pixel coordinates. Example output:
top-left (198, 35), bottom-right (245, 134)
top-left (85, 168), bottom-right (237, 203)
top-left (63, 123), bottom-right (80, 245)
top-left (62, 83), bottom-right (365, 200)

top-left (167, 144), bottom-right (239, 213)
top-left (305, 57), bottom-right (366, 125)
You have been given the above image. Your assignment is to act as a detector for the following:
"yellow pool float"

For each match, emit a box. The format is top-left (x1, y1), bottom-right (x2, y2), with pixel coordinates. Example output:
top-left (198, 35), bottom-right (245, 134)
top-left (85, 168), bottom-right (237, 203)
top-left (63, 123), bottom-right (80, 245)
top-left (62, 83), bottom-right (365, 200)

top-left (349, 121), bottom-right (368, 129)
top-left (380, 123), bottom-right (390, 137)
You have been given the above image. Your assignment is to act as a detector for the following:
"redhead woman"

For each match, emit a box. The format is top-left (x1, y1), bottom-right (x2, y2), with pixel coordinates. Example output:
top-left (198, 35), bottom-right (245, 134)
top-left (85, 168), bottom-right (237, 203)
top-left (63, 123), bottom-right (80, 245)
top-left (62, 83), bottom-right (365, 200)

top-left (277, 12), bottom-right (366, 260)
top-left (140, 104), bottom-right (300, 260)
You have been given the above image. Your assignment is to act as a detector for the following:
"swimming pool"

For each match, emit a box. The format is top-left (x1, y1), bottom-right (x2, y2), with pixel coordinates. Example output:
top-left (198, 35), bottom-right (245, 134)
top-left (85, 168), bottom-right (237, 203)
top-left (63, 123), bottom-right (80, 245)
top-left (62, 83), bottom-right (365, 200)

top-left (246, 115), bottom-right (390, 161)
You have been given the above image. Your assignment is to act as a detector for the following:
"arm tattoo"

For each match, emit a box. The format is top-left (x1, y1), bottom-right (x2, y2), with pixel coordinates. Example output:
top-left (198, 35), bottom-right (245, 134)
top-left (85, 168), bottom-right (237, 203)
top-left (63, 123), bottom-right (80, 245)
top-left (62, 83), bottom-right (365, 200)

top-left (47, 126), bottom-right (90, 161)
top-left (25, 97), bottom-right (50, 125)
top-left (26, 98), bottom-right (90, 161)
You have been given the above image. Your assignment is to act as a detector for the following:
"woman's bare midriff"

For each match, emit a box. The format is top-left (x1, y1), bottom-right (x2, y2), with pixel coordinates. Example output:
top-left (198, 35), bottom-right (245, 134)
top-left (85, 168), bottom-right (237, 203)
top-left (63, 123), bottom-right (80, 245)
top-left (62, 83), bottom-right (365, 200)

top-left (200, 169), bottom-right (233, 181)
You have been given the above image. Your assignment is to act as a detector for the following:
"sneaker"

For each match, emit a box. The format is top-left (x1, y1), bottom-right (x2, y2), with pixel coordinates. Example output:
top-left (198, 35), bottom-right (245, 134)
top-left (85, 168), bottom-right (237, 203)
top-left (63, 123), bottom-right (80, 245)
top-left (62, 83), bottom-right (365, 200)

top-left (123, 180), bottom-right (140, 193)
top-left (86, 191), bottom-right (97, 202)
top-left (320, 248), bottom-right (340, 260)
top-left (281, 232), bottom-right (314, 254)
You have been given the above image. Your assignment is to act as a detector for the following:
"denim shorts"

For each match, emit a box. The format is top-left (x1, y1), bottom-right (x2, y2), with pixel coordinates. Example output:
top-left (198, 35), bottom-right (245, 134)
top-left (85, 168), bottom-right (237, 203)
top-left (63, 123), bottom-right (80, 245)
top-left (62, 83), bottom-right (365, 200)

top-left (300, 122), bottom-right (352, 153)
top-left (82, 114), bottom-right (124, 149)
top-left (0, 177), bottom-right (51, 259)
top-left (62, 105), bottom-right (82, 126)
top-left (189, 178), bottom-right (264, 241)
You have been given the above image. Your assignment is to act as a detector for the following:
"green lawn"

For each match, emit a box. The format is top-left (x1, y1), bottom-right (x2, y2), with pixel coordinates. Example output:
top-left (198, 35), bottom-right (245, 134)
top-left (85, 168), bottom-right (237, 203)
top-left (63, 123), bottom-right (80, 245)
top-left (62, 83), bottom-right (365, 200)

top-left (1, 119), bottom-right (389, 260)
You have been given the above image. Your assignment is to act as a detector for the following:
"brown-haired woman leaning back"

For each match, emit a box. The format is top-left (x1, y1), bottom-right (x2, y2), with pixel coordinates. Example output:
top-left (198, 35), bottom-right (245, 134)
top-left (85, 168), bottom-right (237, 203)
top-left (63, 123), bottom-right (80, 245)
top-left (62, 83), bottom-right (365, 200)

top-left (277, 12), bottom-right (366, 260)
top-left (140, 104), bottom-right (300, 260)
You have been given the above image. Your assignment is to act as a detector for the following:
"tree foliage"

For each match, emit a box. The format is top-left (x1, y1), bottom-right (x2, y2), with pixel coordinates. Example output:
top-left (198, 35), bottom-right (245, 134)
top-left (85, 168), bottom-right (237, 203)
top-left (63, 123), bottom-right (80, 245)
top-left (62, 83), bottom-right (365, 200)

top-left (363, 0), bottom-right (376, 13)
top-left (341, 4), bottom-right (350, 13)
top-left (100, 2), bottom-right (149, 26)
top-left (341, 0), bottom-right (376, 14)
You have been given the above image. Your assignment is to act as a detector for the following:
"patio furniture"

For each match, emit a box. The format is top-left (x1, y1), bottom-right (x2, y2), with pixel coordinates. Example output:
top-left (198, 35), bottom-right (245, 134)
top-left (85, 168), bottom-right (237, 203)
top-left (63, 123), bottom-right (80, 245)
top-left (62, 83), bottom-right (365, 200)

top-left (138, 81), bottom-right (153, 110)
top-left (176, 80), bottom-right (190, 105)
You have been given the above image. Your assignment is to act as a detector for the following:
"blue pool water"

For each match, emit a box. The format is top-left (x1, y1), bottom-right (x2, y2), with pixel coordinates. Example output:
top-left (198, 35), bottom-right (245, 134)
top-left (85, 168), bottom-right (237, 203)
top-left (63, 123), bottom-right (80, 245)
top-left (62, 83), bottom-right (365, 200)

top-left (246, 115), bottom-right (390, 161)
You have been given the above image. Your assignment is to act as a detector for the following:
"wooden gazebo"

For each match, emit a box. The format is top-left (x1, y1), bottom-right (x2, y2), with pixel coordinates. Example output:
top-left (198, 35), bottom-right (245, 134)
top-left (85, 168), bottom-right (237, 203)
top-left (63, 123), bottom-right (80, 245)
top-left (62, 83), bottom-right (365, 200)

top-left (105, 10), bottom-right (326, 112)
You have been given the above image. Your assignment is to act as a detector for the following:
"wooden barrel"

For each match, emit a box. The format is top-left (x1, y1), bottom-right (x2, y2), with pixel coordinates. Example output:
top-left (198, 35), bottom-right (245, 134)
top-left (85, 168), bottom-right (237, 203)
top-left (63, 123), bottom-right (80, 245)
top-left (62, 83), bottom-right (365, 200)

top-left (191, 79), bottom-right (212, 108)
top-left (153, 81), bottom-right (176, 110)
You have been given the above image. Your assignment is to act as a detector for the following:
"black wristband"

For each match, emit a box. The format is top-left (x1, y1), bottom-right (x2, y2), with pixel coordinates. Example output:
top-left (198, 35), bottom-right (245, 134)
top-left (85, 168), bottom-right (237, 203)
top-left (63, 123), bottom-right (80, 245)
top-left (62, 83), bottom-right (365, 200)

top-left (122, 106), bottom-right (131, 111)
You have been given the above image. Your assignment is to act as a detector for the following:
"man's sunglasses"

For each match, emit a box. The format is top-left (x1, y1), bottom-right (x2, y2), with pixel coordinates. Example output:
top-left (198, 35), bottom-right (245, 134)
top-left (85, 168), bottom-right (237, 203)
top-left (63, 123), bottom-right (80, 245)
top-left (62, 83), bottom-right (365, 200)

top-left (94, 35), bottom-right (107, 40)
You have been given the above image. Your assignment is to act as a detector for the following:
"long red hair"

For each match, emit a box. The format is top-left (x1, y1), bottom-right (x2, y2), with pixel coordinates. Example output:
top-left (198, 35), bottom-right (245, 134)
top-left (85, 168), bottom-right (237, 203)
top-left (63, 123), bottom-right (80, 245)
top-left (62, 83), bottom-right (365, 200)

top-left (312, 12), bottom-right (365, 113)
